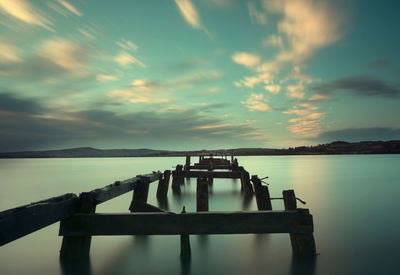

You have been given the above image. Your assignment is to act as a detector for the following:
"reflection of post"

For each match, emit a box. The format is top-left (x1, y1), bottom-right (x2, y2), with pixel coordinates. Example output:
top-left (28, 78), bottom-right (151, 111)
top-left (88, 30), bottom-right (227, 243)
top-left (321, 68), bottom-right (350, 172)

top-left (60, 258), bottom-right (92, 275)
top-left (196, 177), bottom-right (209, 211)
top-left (283, 190), bottom-right (316, 258)
top-left (129, 176), bottom-right (150, 212)
top-left (252, 175), bottom-right (272, 210)
top-left (180, 207), bottom-right (191, 259)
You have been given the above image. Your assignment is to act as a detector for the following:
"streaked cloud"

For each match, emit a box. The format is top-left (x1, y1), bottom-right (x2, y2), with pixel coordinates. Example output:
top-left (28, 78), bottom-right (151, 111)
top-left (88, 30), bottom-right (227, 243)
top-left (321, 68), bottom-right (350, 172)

top-left (263, 34), bottom-right (283, 48)
top-left (0, 0), bottom-right (53, 31)
top-left (264, 84), bottom-right (280, 94)
top-left (247, 2), bottom-right (267, 25)
top-left (174, 0), bottom-right (210, 36)
top-left (116, 39), bottom-right (138, 51)
top-left (57, 0), bottom-right (82, 16)
top-left (0, 41), bottom-right (21, 62)
top-left (284, 102), bottom-right (324, 138)
top-left (40, 37), bottom-right (87, 71)
top-left (114, 51), bottom-right (146, 68)
top-left (232, 52), bottom-right (261, 68)
top-left (241, 93), bottom-right (271, 112)
top-left (96, 74), bottom-right (118, 82)
top-left (286, 83), bottom-right (305, 99)
top-left (312, 75), bottom-right (399, 98)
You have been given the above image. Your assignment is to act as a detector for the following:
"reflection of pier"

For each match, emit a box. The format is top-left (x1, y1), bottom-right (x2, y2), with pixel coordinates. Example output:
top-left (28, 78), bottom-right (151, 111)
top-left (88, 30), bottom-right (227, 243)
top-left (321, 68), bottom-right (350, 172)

top-left (0, 154), bottom-right (317, 267)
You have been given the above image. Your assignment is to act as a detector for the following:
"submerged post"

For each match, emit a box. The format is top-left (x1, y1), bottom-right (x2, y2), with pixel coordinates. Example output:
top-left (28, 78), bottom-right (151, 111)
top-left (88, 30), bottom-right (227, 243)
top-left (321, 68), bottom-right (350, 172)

top-left (129, 176), bottom-right (151, 212)
top-left (252, 175), bottom-right (272, 210)
top-left (59, 193), bottom-right (96, 260)
top-left (185, 156), bottom-right (191, 171)
top-left (196, 177), bottom-right (209, 211)
top-left (240, 167), bottom-right (253, 195)
top-left (283, 190), bottom-right (316, 258)
top-left (180, 207), bottom-right (191, 258)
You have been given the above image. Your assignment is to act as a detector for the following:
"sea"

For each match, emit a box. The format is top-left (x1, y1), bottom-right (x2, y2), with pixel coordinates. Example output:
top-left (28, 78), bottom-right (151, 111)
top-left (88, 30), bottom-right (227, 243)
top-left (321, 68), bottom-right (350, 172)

top-left (0, 155), bottom-right (399, 275)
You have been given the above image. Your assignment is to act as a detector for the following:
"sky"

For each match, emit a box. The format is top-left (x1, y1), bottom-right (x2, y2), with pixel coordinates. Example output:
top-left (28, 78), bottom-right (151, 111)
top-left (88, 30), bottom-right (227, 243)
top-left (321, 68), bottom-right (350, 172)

top-left (0, 0), bottom-right (399, 152)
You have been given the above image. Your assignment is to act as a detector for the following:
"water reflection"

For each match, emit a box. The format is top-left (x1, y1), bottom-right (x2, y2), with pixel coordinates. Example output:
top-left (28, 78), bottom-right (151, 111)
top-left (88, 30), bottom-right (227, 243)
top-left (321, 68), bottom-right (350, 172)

top-left (290, 256), bottom-right (316, 275)
top-left (60, 258), bottom-right (92, 275)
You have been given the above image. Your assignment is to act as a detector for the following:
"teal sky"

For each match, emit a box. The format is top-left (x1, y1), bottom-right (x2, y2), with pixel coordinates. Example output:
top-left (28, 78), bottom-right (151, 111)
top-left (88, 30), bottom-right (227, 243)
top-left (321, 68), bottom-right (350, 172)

top-left (0, 0), bottom-right (399, 152)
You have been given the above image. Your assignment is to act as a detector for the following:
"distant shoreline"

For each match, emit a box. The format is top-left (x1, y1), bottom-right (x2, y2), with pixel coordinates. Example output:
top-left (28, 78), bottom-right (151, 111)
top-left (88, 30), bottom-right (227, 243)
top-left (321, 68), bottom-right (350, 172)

top-left (1, 140), bottom-right (399, 158)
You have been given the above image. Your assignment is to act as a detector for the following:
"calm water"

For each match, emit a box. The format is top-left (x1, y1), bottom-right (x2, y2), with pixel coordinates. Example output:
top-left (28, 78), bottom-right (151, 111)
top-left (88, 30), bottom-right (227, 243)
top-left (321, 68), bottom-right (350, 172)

top-left (0, 155), bottom-right (399, 275)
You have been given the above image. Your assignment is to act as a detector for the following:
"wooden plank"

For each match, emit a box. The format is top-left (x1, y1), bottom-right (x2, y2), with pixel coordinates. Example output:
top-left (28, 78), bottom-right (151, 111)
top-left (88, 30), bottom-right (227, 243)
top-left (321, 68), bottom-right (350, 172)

top-left (173, 170), bottom-right (241, 179)
top-left (83, 172), bottom-right (161, 205)
top-left (129, 201), bottom-right (166, 212)
top-left (0, 193), bottom-right (78, 246)
top-left (190, 165), bottom-right (233, 170)
top-left (59, 210), bottom-right (314, 236)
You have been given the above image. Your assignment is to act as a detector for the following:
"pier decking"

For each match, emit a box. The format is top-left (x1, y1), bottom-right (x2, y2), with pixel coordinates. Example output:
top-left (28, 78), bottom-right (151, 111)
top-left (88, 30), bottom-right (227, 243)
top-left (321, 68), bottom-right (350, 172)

top-left (0, 155), bottom-right (316, 260)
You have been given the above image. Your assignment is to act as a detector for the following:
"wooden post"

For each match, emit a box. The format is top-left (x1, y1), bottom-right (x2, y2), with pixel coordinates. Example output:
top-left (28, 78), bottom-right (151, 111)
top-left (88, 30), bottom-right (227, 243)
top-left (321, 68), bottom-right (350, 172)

top-left (240, 168), bottom-right (253, 195)
top-left (180, 207), bottom-right (191, 258)
top-left (129, 176), bottom-right (150, 212)
top-left (252, 175), bottom-right (272, 210)
top-left (185, 156), bottom-right (191, 171)
top-left (196, 177), bottom-right (209, 211)
top-left (283, 190), bottom-right (316, 258)
top-left (172, 165), bottom-right (184, 193)
top-left (59, 193), bottom-right (96, 259)
top-left (156, 170), bottom-right (171, 198)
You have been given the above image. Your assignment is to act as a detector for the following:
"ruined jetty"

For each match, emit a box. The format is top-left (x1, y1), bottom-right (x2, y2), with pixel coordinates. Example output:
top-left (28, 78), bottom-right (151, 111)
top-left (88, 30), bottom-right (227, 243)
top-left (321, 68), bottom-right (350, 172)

top-left (0, 155), bottom-right (316, 259)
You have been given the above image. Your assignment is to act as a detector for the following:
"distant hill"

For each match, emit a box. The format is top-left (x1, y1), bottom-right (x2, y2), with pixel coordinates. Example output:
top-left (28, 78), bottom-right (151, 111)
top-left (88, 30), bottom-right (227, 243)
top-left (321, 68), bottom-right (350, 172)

top-left (0, 140), bottom-right (399, 158)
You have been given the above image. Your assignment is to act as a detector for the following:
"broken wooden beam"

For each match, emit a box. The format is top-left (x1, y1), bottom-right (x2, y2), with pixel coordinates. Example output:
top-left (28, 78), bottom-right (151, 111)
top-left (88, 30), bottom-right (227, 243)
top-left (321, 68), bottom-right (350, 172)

top-left (59, 210), bottom-right (314, 236)
top-left (173, 170), bottom-right (241, 179)
top-left (0, 193), bottom-right (78, 246)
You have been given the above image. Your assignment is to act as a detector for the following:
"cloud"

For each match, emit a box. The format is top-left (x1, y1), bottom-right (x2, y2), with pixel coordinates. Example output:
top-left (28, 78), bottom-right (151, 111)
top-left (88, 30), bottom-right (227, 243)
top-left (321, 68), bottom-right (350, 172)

top-left (0, 0), bottom-right (54, 31)
top-left (318, 127), bottom-right (400, 142)
top-left (174, 0), bottom-right (210, 36)
top-left (264, 84), bottom-right (280, 94)
top-left (263, 0), bottom-right (342, 64)
top-left (130, 79), bottom-right (161, 91)
top-left (283, 102), bottom-right (323, 137)
top-left (241, 93), bottom-right (271, 112)
top-left (39, 37), bottom-right (88, 71)
top-left (0, 41), bottom-right (21, 62)
top-left (114, 51), bottom-right (146, 68)
top-left (56, 0), bottom-right (82, 16)
top-left (287, 83), bottom-right (305, 99)
top-left (247, 2), bottom-right (267, 25)
top-left (0, 93), bottom-right (261, 151)
top-left (232, 52), bottom-right (261, 68)
top-left (115, 39), bottom-right (138, 51)
top-left (312, 75), bottom-right (399, 97)
top-left (263, 35), bottom-right (283, 48)
top-left (96, 74), bottom-right (118, 82)
top-left (367, 59), bottom-right (390, 69)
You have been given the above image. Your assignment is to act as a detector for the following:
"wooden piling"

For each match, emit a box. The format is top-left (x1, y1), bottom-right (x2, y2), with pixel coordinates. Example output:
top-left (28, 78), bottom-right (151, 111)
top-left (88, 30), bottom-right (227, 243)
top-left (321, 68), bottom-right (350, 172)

top-left (59, 193), bottom-right (96, 259)
top-left (180, 207), bottom-right (191, 258)
top-left (240, 168), bottom-right (253, 195)
top-left (196, 177), bottom-right (209, 211)
top-left (129, 176), bottom-right (150, 212)
top-left (185, 156), bottom-right (191, 171)
top-left (172, 165), bottom-right (184, 192)
top-left (156, 170), bottom-right (171, 198)
top-left (252, 175), bottom-right (272, 210)
top-left (283, 190), bottom-right (316, 258)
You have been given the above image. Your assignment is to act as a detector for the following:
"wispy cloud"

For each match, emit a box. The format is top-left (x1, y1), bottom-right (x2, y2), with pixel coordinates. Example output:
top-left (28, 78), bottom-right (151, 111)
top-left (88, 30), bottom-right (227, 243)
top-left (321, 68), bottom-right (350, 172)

top-left (96, 74), bottom-right (118, 82)
top-left (0, 41), bottom-right (21, 62)
top-left (247, 2), bottom-right (267, 25)
top-left (0, 0), bottom-right (54, 31)
top-left (115, 39), bottom-right (138, 51)
top-left (56, 0), bottom-right (82, 16)
top-left (312, 75), bottom-right (399, 98)
top-left (232, 52), bottom-right (261, 68)
top-left (174, 0), bottom-right (211, 36)
top-left (241, 93), bottom-right (271, 112)
top-left (40, 37), bottom-right (87, 71)
top-left (114, 51), bottom-right (146, 68)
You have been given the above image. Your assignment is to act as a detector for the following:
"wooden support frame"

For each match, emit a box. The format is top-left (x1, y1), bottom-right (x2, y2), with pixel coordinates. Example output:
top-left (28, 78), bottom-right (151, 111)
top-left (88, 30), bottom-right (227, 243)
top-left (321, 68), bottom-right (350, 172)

top-left (173, 170), bottom-right (242, 179)
top-left (196, 177), bottom-right (209, 211)
top-left (156, 170), bottom-right (171, 198)
top-left (252, 176), bottom-right (272, 210)
top-left (59, 210), bottom-right (314, 236)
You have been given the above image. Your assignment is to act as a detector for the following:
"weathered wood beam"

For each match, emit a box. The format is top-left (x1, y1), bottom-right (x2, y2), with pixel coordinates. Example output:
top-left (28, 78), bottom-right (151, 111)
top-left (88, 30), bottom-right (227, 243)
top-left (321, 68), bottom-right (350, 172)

top-left (82, 172), bottom-right (161, 205)
top-left (196, 177), bottom-right (209, 211)
top-left (252, 175), bottom-right (272, 210)
top-left (129, 200), bottom-right (166, 212)
top-left (59, 210), bottom-right (314, 236)
top-left (173, 170), bottom-right (241, 179)
top-left (190, 165), bottom-right (233, 170)
top-left (156, 170), bottom-right (171, 198)
top-left (0, 193), bottom-right (78, 246)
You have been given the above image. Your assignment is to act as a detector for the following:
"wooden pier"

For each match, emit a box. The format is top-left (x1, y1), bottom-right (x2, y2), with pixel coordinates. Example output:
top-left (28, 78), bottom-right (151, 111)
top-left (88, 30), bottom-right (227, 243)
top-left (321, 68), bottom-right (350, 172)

top-left (0, 155), bottom-right (316, 261)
